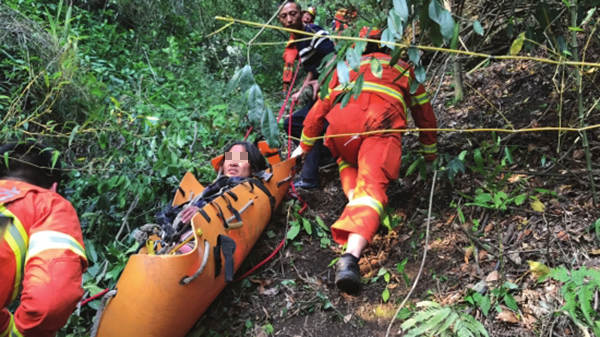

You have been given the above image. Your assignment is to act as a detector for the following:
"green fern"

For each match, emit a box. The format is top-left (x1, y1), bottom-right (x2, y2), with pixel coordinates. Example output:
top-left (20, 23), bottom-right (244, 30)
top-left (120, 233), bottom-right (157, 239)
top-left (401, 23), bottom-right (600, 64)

top-left (550, 266), bottom-right (600, 330)
top-left (400, 301), bottom-right (489, 337)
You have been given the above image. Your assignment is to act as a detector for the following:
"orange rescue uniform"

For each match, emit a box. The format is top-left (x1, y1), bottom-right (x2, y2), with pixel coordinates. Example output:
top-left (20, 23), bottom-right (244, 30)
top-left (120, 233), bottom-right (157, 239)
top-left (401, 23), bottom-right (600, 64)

top-left (300, 52), bottom-right (438, 244)
top-left (282, 37), bottom-right (299, 93)
top-left (0, 180), bottom-right (87, 337)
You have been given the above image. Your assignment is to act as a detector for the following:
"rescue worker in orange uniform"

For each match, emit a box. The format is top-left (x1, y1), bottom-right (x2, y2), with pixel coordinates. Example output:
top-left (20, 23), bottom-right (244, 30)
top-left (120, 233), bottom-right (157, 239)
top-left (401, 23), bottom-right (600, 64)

top-left (332, 7), bottom-right (358, 34)
top-left (0, 142), bottom-right (87, 336)
top-left (282, 5), bottom-right (316, 93)
top-left (294, 27), bottom-right (438, 293)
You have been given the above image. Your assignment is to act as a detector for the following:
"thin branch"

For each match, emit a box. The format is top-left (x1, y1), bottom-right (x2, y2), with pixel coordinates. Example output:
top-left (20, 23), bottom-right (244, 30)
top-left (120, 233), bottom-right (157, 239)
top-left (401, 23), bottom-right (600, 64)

top-left (386, 170), bottom-right (437, 337)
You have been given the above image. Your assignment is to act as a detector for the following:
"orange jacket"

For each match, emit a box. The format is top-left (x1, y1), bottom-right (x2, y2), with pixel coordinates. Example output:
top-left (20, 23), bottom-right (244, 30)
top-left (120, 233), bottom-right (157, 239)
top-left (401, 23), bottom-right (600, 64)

top-left (300, 52), bottom-right (438, 160)
top-left (282, 37), bottom-right (299, 91)
top-left (0, 180), bottom-right (87, 337)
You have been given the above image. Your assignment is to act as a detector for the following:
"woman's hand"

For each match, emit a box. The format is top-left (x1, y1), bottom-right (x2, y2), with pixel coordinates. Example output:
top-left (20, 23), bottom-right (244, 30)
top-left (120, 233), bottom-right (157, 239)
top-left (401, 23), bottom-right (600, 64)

top-left (180, 206), bottom-right (200, 224)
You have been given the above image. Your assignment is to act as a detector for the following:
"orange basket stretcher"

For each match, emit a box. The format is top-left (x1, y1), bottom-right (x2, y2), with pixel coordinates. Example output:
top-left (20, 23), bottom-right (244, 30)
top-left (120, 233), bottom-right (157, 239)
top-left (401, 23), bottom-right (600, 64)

top-left (94, 142), bottom-right (299, 337)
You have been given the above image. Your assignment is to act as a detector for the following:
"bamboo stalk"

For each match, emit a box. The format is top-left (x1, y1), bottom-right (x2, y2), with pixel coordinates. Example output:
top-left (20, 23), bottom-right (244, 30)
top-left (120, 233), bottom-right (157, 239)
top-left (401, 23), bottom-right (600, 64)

top-left (570, 0), bottom-right (598, 205)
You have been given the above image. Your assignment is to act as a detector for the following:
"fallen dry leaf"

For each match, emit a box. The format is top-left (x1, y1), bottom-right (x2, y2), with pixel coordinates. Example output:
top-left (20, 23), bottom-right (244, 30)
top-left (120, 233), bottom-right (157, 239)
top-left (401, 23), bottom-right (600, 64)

top-left (464, 246), bottom-right (475, 264)
top-left (343, 314), bottom-right (353, 323)
top-left (530, 200), bottom-right (545, 213)
top-left (496, 310), bottom-right (519, 323)
top-left (527, 143), bottom-right (538, 152)
top-left (484, 223), bottom-right (494, 234)
top-left (479, 250), bottom-right (489, 261)
top-left (572, 149), bottom-right (584, 159)
top-left (528, 261), bottom-right (550, 277)
top-left (398, 234), bottom-right (410, 243)
top-left (486, 270), bottom-right (500, 282)
top-left (249, 278), bottom-right (273, 294)
top-left (590, 249), bottom-right (600, 256)
top-left (508, 174), bottom-right (527, 183)
top-left (557, 231), bottom-right (569, 241)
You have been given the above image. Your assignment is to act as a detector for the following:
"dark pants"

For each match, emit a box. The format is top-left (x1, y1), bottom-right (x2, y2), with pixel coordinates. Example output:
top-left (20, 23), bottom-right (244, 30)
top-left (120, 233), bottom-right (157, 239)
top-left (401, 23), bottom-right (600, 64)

top-left (283, 100), bottom-right (332, 183)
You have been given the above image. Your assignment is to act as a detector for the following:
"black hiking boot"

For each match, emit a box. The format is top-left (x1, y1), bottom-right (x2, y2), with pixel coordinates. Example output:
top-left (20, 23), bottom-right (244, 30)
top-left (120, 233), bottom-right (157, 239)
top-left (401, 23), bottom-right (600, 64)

top-left (335, 253), bottom-right (362, 294)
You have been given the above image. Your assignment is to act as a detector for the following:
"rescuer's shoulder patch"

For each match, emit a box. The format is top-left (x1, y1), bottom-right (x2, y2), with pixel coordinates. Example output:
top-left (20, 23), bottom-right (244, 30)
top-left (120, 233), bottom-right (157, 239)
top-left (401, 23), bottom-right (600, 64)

top-left (0, 187), bottom-right (22, 203)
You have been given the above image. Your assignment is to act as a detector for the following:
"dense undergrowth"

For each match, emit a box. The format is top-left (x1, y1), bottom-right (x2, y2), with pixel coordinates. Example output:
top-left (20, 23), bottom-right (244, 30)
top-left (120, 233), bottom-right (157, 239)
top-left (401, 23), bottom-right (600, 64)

top-left (1, 0), bottom-right (599, 336)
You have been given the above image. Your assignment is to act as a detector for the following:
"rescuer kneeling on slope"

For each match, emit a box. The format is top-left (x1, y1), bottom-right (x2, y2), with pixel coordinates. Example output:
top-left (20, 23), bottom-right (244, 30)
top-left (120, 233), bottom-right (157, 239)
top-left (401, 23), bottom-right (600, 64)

top-left (0, 142), bottom-right (87, 336)
top-left (294, 27), bottom-right (438, 293)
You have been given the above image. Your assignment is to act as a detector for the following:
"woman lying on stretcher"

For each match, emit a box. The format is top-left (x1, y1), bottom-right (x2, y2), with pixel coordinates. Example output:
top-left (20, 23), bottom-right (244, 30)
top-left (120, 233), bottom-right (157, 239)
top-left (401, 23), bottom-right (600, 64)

top-left (175, 141), bottom-right (267, 253)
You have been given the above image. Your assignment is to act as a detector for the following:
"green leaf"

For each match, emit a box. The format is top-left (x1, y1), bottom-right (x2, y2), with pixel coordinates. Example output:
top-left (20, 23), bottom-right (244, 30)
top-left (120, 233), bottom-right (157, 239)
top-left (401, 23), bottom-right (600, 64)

top-left (418, 156), bottom-right (427, 180)
top-left (514, 194), bottom-right (527, 206)
top-left (393, 0), bottom-right (409, 24)
top-left (474, 193), bottom-right (492, 204)
top-left (474, 149), bottom-right (483, 170)
top-left (370, 58), bottom-right (383, 79)
top-left (504, 294), bottom-right (519, 312)
top-left (315, 216), bottom-right (329, 231)
top-left (382, 287), bottom-right (390, 302)
top-left (388, 10), bottom-right (403, 39)
top-left (260, 107), bottom-right (279, 148)
top-left (287, 225), bottom-right (301, 240)
top-left (406, 158), bottom-right (420, 176)
top-left (346, 47), bottom-right (360, 71)
top-left (302, 218), bottom-right (313, 235)
top-left (578, 285), bottom-right (595, 325)
top-left (510, 32), bottom-right (526, 56)
top-left (473, 20), bottom-right (484, 36)
top-left (381, 28), bottom-right (396, 50)
top-left (238, 65), bottom-right (256, 93)
top-left (479, 295), bottom-right (491, 316)
top-left (247, 84), bottom-right (264, 126)
top-left (223, 66), bottom-right (244, 97)
top-left (408, 47), bottom-right (420, 65)
top-left (352, 74), bottom-right (364, 99)
top-left (414, 65), bottom-right (426, 84)
top-left (384, 273), bottom-right (391, 283)
top-left (378, 267), bottom-right (388, 277)
top-left (69, 125), bottom-right (80, 148)
top-left (336, 60), bottom-right (351, 85)
top-left (549, 266), bottom-right (571, 282)
top-left (320, 71), bottom-right (334, 101)
top-left (581, 8), bottom-right (596, 27)
top-left (428, 0), bottom-right (455, 41)
top-left (340, 92), bottom-right (352, 109)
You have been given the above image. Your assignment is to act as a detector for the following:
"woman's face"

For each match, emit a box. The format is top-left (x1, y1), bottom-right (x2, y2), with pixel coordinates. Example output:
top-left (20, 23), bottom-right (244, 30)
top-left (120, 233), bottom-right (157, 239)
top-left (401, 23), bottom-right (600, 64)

top-left (223, 144), bottom-right (252, 178)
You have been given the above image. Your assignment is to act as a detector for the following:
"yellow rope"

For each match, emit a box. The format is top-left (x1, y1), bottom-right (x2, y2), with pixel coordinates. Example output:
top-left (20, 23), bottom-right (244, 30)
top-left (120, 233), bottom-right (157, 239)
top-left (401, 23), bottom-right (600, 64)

top-left (214, 16), bottom-right (600, 69)
top-left (293, 124), bottom-right (600, 142)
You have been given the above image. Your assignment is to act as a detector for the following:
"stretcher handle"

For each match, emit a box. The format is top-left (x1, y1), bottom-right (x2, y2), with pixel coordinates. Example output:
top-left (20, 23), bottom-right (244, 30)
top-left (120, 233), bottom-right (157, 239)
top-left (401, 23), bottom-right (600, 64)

top-left (224, 199), bottom-right (254, 229)
top-left (180, 240), bottom-right (211, 285)
top-left (276, 174), bottom-right (293, 188)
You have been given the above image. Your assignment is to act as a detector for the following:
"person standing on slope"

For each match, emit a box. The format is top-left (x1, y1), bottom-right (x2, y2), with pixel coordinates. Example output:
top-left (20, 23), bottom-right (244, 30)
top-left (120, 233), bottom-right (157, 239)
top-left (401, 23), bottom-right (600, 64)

top-left (0, 142), bottom-right (87, 336)
top-left (295, 27), bottom-right (438, 293)
top-left (278, 1), bottom-right (335, 190)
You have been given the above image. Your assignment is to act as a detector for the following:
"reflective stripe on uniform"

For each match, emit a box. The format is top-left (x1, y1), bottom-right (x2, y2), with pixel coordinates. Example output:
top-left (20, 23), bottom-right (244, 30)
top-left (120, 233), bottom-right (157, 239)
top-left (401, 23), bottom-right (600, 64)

top-left (26, 230), bottom-right (86, 263)
top-left (347, 196), bottom-right (384, 219)
top-left (0, 206), bottom-right (28, 303)
top-left (337, 159), bottom-right (353, 174)
top-left (332, 81), bottom-right (408, 112)
top-left (300, 130), bottom-right (315, 147)
top-left (10, 318), bottom-right (23, 337)
top-left (359, 57), bottom-right (412, 83)
top-left (420, 142), bottom-right (437, 154)
top-left (411, 92), bottom-right (430, 107)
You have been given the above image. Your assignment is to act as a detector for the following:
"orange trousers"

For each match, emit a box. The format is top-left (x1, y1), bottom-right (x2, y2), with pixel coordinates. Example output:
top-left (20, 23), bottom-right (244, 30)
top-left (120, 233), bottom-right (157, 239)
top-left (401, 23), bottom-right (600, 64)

top-left (327, 134), bottom-right (402, 245)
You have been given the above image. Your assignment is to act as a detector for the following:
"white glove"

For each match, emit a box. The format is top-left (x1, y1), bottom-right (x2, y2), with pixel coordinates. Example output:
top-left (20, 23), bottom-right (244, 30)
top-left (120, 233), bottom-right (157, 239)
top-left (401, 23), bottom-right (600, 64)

top-left (291, 146), bottom-right (305, 158)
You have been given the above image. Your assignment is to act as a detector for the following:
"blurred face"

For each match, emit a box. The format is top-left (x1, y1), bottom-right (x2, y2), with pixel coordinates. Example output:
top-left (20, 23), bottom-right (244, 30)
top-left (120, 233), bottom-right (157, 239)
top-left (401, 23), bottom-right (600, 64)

top-left (302, 12), bottom-right (314, 23)
top-left (223, 145), bottom-right (252, 178)
top-left (278, 3), bottom-right (303, 30)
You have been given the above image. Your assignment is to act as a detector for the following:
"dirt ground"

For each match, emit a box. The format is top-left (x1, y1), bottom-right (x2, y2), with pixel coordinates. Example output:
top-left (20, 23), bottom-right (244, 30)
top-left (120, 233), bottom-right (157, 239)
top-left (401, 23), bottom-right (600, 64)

top-left (188, 59), bottom-right (600, 337)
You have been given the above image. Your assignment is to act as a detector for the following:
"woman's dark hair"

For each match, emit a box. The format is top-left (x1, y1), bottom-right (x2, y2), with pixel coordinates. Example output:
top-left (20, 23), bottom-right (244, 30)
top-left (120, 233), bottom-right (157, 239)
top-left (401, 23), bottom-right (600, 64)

top-left (0, 142), bottom-right (63, 189)
top-left (220, 141), bottom-right (268, 174)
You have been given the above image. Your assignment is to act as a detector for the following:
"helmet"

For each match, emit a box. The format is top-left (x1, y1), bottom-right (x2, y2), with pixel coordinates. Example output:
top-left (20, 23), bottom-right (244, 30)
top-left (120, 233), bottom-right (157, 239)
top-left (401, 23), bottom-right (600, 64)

top-left (306, 6), bottom-right (316, 16)
top-left (359, 26), bottom-right (382, 40)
